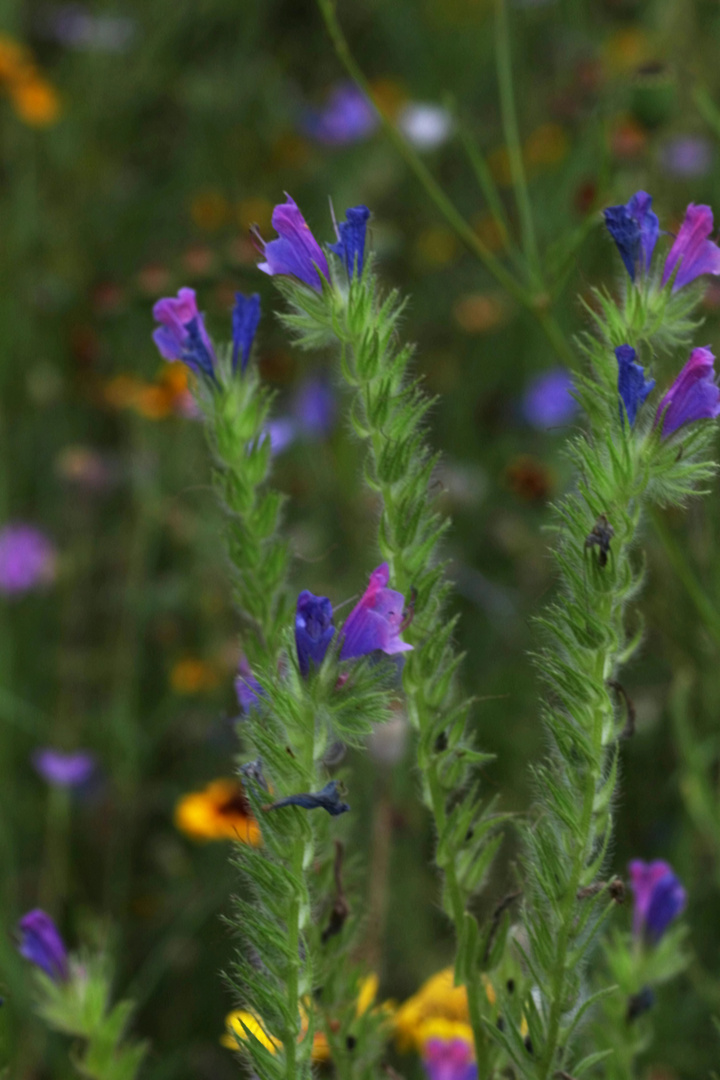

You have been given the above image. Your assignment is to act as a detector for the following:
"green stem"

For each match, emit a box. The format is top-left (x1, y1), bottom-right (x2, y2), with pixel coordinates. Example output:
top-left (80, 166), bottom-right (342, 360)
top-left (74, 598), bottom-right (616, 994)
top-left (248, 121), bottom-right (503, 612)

top-left (314, 0), bottom-right (575, 367)
top-left (494, 0), bottom-right (541, 282)
top-left (649, 507), bottom-right (720, 650)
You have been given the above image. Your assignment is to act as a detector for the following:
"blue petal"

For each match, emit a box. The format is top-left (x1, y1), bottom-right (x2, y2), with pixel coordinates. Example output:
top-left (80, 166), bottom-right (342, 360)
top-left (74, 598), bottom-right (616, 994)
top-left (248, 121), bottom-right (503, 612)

top-left (182, 317), bottom-right (216, 380)
top-left (616, 344), bottom-right (655, 426)
top-left (329, 205), bottom-right (371, 279)
top-left (231, 293), bottom-right (261, 373)
top-left (604, 205), bottom-right (641, 281)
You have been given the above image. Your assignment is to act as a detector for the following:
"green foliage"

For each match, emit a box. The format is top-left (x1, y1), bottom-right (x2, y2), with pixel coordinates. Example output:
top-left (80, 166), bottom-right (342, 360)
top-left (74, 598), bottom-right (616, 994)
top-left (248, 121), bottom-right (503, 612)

top-left (31, 957), bottom-right (146, 1080)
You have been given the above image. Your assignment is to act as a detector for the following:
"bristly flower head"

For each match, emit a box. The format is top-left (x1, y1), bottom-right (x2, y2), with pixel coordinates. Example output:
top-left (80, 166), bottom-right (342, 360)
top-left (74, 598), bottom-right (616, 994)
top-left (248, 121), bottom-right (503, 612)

top-left (329, 205), bottom-right (371, 279)
top-left (616, 345), bottom-right (655, 426)
top-left (17, 909), bottom-right (69, 981)
top-left (231, 292), bottom-right (261, 373)
top-left (255, 195), bottom-right (329, 292)
top-left (295, 590), bottom-right (335, 676)
top-left (603, 191), bottom-right (659, 281)
top-left (32, 748), bottom-right (96, 788)
top-left (340, 563), bottom-right (413, 661)
top-left (152, 288), bottom-right (217, 379)
top-left (654, 346), bottom-right (720, 436)
top-left (661, 203), bottom-right (720, 292)
top-left (628, 859), bottom-right (686, 942)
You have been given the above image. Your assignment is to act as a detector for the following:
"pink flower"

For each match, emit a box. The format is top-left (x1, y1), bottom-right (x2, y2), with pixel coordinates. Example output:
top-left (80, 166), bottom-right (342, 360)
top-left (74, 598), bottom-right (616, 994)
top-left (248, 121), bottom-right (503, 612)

top-left (339, 563), bottom-right (413, 660)
top-left (662, 204), bottom-right (720, 292)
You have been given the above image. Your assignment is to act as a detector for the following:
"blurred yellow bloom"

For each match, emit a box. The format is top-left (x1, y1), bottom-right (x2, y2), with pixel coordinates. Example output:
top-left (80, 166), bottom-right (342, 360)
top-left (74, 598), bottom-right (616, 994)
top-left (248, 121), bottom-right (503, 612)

top-left (415, 1016), bottom-right (475, 1048)
top-left (190, 188), bottom-right (230, 231)
top-left (170, 657), bottom-right (220, 694)
top-left (103, 366), bottom-right (192, 420)
top-left (394, 968), bottom-right (496, 1051)
top-left (415, 227), bottom-right (459, 268)
top-left (11, 76), bottom-right (60, 126)
top-left (222, 1007), bottom-right (330, 1060)
top-left (237, 196), bottom-right (273, 231)
top-left (356, 973), bottom-right (379, 1017)
top-left (453, 292), bottom-right (509, 334)
top-left (175, 779), bottom-right (262, 845)
top-left (603, 28), bottom-right (653, 76)
top-left (0, 36), bottom-right (31, 82)
top-left (524, 123), bottom-right (569, 169)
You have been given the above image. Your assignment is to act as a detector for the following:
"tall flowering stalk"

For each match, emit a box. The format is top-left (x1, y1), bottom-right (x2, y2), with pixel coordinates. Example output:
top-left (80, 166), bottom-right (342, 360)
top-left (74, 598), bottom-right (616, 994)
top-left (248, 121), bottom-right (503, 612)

top-left (265, 192), bottom-right (719, 1079)
top-left (268, 199), bottom-right (505, 1076)
top-left (152, 274), bottom-right (396, 1080)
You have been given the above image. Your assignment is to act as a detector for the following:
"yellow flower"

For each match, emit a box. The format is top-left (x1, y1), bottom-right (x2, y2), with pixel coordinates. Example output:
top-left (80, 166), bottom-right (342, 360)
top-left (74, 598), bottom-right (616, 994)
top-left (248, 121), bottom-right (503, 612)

top-left (170, 657), bottom-right (219, 694)
top-left (416, 1017), bottom-right (475, 1049)
top-left (394, 968), bottom-right (495, 1051)
top-left (0, 36), bottom-right (32, 82)
top-left (222, 1007), bottom-right (330, 1061)
top-left (175, 779), bottom-right (262, 845)
top-left (190, 188), bottom-right (230, 231)
top-left (11, 77), bottom-right (60, 126)
top-left (356, 973), bottom-right (379, 1017)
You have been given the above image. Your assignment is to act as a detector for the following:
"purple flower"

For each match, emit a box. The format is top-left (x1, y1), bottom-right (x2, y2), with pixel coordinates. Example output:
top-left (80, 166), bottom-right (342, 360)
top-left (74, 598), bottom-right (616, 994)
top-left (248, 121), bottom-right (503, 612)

top-left (293, 377), bottom-right (336, 438)
top-left (340, 564), bottom-right (413, 661)
top-left (255, 196), bottom-right (329, 292)
top-left (17, 909), bottom-right (69, 981)
top-left (629, 859), bottom-right (686, 942)
top-left (660, 136), bottom-right (713, 179)
top-left (329, 205), bottom-right (371, 279)
top-left (662, 204), bottom-right (720, 291)
top-left (235, 658), bottom-right (263, 714)
top-left (152, 288), bottom-right (217, 378)
top-left (302, 82), bottom-right (377, 146)
top-left (295, 591), bottom-right (335, 676)
top-left (616, 345), bottom-right (655, 426)
top-left (0, 524), bottom-right (56, 595)
top-left (604, 191), bottom-right (659, 281)
top-left (262, 417), bottom-right (298, 455)
top-left (32, 748), bottom-right (96, 788)
top-left (522, 368), bottom-right (577, 429)
top-left (231, 292), bottom-right (261, 373)
top-left (422, 1037), bottom-right (477, 1080)
top-left (654, 346), bottom-right (720, 436)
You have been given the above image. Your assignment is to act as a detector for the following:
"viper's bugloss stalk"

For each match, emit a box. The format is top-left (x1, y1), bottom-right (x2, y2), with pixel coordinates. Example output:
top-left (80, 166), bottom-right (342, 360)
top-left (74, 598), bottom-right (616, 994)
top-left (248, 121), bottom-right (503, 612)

top-left (271, 198), bottom-right (504, 1077)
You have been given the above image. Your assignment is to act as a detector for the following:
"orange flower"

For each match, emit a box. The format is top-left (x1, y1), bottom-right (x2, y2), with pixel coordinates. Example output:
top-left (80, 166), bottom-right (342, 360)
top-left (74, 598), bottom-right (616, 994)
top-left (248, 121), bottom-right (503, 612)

top-left (0, 36), bottom-right (32, 82)
top-left (170, 657), bottom-right (219, 694)
top-left (11, 77), bottom-right (60, 126)
top-left (175, 779), bottom-right (262, 844)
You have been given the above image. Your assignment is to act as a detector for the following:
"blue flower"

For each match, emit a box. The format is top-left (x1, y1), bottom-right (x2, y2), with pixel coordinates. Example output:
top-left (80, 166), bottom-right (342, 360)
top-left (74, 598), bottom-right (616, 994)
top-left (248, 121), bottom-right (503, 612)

top-left (17, 909), bottom-right (69, 981)
top-left (603, 191), bottom-right (659, 281)
top-left (301, 82), bottom-right (377, 146)
top-left (339, 564), bottom-right (413, 661)
top-left (231, 293), bottom-right (261, 373)
top-left (661, 203), bottom-right (720, 292)
top-left (182, 317), bottom-right (217, 380)
top-left (264, 779), bottom-right (350, 816)
top-left (629, 859), bottom-right (686, 943)
top-left (235, 658), bottom-right (263, 714)
top-left (521, 368), bottom-right (576, 429)
top-left (295, 590), bottom-right (335, 677)
top-left (616, 345), bottom-right (655, 426)
top-left (329, 205), bottom-right (371, 279)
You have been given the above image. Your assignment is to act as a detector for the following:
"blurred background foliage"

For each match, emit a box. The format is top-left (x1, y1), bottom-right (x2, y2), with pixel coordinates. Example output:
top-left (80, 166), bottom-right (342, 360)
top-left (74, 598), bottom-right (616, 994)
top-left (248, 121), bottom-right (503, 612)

top-left (3, 0), bottom-right (720, 1075)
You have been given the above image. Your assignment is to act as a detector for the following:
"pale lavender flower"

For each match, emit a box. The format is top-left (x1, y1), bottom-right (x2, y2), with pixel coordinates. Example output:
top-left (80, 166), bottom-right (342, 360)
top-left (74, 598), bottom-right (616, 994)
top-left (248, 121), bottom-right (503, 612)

top-left (660, 136), bottom-right (713, 179)
top-left (0, 524), bottom-right (56, 595)
top-left (302, 82), bottom-right (377, 145)
top-left (32, 748), bottom-right (96, 788)
top-left (522, 368), bottom-right (576, 429)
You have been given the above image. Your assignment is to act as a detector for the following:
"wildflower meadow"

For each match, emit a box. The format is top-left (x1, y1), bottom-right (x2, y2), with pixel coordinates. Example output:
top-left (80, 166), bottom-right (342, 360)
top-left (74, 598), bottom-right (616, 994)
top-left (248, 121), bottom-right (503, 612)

top-left (6, 1), bottom-right (720, 1078)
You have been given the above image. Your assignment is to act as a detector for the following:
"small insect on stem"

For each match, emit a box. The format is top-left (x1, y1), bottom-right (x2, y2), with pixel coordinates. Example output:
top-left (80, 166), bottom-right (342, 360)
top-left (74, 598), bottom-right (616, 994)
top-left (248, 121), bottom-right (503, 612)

top-left (584, 514), bottom-right (614, 568)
